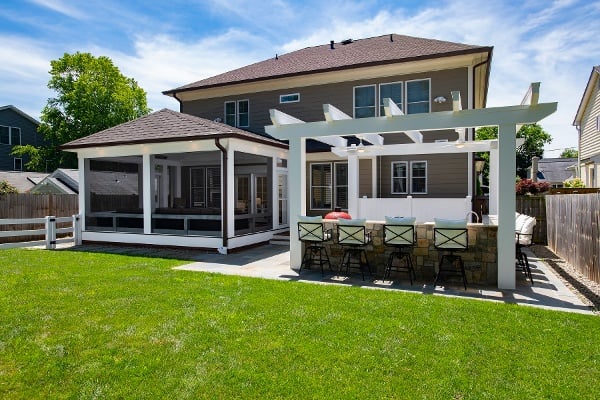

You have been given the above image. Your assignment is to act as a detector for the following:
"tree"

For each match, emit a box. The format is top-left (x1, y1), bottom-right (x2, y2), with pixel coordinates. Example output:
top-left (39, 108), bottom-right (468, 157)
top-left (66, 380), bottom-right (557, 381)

top-left (0, 180), bottom-right (18, 194)
top-left (560, 148), bottom-right (578, 158)
top-left (13, 52), bottom-right (151, 171)
top-left (475, 123), bottom-right (552, 180)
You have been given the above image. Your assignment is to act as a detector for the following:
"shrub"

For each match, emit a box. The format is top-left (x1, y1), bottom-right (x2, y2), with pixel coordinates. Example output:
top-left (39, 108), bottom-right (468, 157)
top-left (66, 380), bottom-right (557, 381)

top-left (563, 177), bottom-right (585, 188)
top-left (0, 180), bottom-right (18, 194)
top-left (515, 179), bottom-right (551, 195)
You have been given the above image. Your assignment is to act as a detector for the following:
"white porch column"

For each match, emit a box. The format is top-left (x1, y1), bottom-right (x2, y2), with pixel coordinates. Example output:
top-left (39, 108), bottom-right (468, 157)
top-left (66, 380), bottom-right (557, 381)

top-left (227, 145), bottom-right (235, 241)
top-left (497, 124), bottom-right (517, 289)
top-left (289, 137), bottom-right (306, 268)
top-left (271, 156), bottom-right (279, 230)
top-left (142, 154), bottom-right (153, 234)
top-left (489, 147), bottom-right (499, 215)
top-left (79, 156), bottom-right (89, 231)
top-left (347, 153), bottom-right (359, 218)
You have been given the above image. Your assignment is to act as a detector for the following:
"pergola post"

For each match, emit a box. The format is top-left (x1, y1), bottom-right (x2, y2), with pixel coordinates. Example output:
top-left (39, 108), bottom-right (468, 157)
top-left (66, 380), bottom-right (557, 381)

top-left (347, 153), bottom-right (359, 218)
top-left (489, 146), bottom-right (499, 215)
top-left (289, 137), bottom-right (306, 268)
top-left (497, 124), bottom-right (517, 289)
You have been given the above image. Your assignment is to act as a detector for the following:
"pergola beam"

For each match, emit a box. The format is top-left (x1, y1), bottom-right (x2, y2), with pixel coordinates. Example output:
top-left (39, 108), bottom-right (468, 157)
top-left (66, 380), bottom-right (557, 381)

top-left (266, 103), bottom-right (557, 140)
top-left (382, 98), bottom-right (423, 143)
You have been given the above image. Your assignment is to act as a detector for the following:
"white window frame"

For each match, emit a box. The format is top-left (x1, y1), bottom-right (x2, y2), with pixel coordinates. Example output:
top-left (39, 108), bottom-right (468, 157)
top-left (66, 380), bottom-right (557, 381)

top-left (237, 99), bottom-right (249, 128)
top-left (353, 84), bottom-right (377, 118)
top-left (410, 161), bottom-right (428, 194)
top-left (391, 161), bottom-right (408, 194)
top-left (405, 78), bottom-right (431, 114)
top-left (309, 162), bottom-right (349, 210)
top-left (279, 93), bottom-right (300, 104)
top-left (309, 162), bottom-right (332, 210)
top-left (379, 81), bottom-right (403, 116)
top-left (14, 158), bottom-right (22, 171)
top-left (223, 100), bottom-right (250, 128)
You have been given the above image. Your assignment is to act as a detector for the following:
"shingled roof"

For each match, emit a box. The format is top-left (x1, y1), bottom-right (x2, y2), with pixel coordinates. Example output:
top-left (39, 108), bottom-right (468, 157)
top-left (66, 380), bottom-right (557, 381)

top-left (164, 34), bottom-right (492, 95)
top-left (61, 109), bottom-right (287, 150)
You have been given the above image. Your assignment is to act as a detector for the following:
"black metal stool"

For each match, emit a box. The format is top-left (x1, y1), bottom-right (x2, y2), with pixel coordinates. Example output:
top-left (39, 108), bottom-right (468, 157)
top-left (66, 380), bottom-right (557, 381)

top-left (337, 222), bottom-right (372, 280)
top-left (298, 220), bottom-right (332, 275)
top-left (383, 224), bottom-right (416, 284)
top-left (433, 226), bottom-right (468, 290)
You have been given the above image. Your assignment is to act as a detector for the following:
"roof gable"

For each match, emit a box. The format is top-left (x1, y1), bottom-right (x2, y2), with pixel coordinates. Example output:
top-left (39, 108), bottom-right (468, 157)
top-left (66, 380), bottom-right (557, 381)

top-left (573, 65), bottom-right (600, 125)
top-left (61, 108), bottom-right (286, 150)
top-left (0, 105), bottom-right (40, 126)
top-left (164, 34), bottom-right (492, 94)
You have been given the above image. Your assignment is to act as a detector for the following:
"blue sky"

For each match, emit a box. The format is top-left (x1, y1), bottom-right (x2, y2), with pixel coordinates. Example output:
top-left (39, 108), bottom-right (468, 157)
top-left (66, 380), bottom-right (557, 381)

top-left (1, 0), bottom-right (599, 157)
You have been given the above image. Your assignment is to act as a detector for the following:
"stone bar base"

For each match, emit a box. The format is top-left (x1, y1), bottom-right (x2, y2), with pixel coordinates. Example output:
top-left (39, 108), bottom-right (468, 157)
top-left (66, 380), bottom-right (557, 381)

top-left (307, 221), bottom-right (498, 286)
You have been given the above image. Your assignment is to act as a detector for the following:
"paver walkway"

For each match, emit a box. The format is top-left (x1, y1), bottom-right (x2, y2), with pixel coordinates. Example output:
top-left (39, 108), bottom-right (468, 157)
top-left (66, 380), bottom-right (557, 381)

top-left (168, 244), bottom-right (593, 314)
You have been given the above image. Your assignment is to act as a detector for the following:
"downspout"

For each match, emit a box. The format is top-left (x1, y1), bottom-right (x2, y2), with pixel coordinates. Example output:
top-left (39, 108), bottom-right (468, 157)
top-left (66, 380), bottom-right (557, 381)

top-left (215, 138), bottom-right (228, 251)
top-left (472, 48), bottom-right (493, 109)
top-left (172, 92), bottom-right (183, 112)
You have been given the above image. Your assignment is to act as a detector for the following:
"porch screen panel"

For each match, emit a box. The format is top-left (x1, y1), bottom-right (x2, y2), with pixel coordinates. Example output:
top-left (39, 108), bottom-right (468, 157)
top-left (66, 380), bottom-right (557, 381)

top-left (86, 158), bottom-right (142, 233)
top-left (311, 163), bottom-right (332, 209)
top-left (190, 167), bottom-right (206, 207)
top-left (206, 167), bottom-right (221, 209)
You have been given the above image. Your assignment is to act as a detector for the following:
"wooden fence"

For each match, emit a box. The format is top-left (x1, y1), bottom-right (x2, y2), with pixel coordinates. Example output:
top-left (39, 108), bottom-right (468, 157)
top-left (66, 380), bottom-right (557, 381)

top-left (546, 193), bottom-right (600, 285)
top-left (0, 194), bottom-right (79, 244)
top-left (516, 195), bottom-right (547, 244)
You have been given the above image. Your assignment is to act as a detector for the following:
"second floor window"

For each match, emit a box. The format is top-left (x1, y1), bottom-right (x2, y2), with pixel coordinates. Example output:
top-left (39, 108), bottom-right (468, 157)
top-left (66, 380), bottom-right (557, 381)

top-left (379, 82), bottom-right (403, 113)
top-left (354, 85), bottom-right (376, 118)
top-left (0, 126), bottom-right (20, 145)
top-left (406, 79), bottom-right (430, 114)
top-left (224, 100), bottom-right (249, 128)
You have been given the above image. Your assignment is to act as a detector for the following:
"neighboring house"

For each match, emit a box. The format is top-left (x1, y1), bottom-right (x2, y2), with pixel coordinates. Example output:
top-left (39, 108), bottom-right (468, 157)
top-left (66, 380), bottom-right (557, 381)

top-left (0, 105), bottom-right (42, 171)
top-left (528, 158), bottom-right (577, 187)
top-left (30, 168), bottom-right (79, 194)
top-left (164, 34), bottom-right (493, 215)
top-left (0, 171), bottom-right (48, 192)
top-left (573, 65), bottom-right (600, 187)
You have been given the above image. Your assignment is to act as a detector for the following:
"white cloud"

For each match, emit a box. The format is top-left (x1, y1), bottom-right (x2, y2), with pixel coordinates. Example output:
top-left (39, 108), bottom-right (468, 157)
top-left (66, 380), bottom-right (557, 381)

top-left (28, 0), bottom-right (88, 19)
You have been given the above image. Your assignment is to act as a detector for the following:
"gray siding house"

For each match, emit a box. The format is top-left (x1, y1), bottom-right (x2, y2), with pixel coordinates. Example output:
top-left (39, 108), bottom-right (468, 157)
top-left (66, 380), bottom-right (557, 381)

top-left (0, 105), bottom-right (42, 171)
top-left (164, 34), bottom-right (493, 216)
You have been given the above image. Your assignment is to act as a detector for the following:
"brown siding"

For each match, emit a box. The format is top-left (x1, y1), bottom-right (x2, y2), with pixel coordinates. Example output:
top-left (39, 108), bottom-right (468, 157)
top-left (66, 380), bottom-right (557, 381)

top-left (182, 67), bottom-right (469, 135)
top-left (359, 158), bottom-right (372, 197)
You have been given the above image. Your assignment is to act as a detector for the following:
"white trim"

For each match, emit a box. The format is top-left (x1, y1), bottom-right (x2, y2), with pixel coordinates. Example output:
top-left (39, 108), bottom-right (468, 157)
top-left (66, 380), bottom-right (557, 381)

top-left (279, 93), bottom-right (300, 103)
top-left (13, 157), bottom-right (22, 171)
top-left (391, 161), bottom-right (408, 194)
top-left (410, 160), bottom-right (428, 194)
top-left (353, 84), bottom-right (377, 118)
top-left (406, 78), bottom-right (431, 114)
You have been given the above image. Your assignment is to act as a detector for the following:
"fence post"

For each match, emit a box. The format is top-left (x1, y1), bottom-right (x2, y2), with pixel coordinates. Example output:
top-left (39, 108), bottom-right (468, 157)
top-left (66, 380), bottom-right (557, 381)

top-left (45, 216), bottom-right (56, 250)
top-left (73, 214), bottom-right (82, 245)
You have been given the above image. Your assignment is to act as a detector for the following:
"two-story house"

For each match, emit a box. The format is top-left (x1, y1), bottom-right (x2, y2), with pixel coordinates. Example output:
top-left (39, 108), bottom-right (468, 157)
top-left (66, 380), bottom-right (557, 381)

top-left (573, 65), bottom-right (600, 187)
top-left (0, 105), bottom-right (42, 171)
top-left (164, 34), bottom-right (493, 219)
top-left (61, 33), bottom-right (493, 251)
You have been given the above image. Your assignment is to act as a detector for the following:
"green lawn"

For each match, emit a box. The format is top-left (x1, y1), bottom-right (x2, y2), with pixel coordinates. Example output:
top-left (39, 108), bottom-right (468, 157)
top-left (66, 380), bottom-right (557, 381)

top-left (1, 248), bottom-right (599, 399)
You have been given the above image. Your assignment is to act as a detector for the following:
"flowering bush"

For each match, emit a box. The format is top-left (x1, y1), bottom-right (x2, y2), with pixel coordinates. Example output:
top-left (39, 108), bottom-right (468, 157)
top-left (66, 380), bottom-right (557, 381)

top-left (515, 179), bottom-right (551, 195)
top-left (0, 180), bottom-right (18, 194)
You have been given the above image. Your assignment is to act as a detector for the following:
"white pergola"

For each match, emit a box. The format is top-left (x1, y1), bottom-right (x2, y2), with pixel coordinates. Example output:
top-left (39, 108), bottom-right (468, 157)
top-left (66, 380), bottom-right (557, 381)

top-left (265, 84), bottom-right (556, 289)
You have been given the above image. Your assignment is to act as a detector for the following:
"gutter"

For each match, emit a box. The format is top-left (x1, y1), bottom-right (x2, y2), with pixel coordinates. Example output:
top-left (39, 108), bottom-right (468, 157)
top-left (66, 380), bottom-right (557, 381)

top-left (172, 92), bottom-right (183, 112)
top-left (215, 138), bottom-right (228, 253)
top-left (472, 47), bottom-right (493, 108)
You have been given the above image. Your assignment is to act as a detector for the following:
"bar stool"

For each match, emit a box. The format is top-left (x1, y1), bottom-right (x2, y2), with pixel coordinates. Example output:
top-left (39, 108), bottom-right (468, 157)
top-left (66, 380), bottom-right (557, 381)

top-left (433, 218), bottom-right (468, 290)
top-left (297, 217), bottom-right (332, 275)
top-left (337, 219), bottom-right (372, 280)
top-left (383, 216), bottom-right (416, 284)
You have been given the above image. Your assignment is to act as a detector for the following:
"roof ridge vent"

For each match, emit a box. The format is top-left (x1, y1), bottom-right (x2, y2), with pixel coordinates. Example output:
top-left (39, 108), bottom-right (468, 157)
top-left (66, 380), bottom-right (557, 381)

top-left (341, 38), bottom-right (353, 45)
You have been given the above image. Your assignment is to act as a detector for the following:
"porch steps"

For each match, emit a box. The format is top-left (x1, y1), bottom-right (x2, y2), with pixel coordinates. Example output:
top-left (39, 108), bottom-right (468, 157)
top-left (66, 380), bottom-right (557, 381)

top-left (270, 231), bottom-right (290, 246)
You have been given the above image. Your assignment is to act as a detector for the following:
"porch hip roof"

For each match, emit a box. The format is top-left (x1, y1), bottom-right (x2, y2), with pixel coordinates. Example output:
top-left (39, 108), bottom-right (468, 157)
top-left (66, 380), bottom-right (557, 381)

top-left (61, 108), bottom-right (287, 150)
top-left (164, 34), bottom-right (492, 94)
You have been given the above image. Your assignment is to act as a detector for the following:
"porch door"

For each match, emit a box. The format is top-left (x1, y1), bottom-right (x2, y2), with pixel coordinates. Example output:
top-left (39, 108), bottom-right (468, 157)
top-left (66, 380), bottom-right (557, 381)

top-left (278, 172), bottom-right (288, 227)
